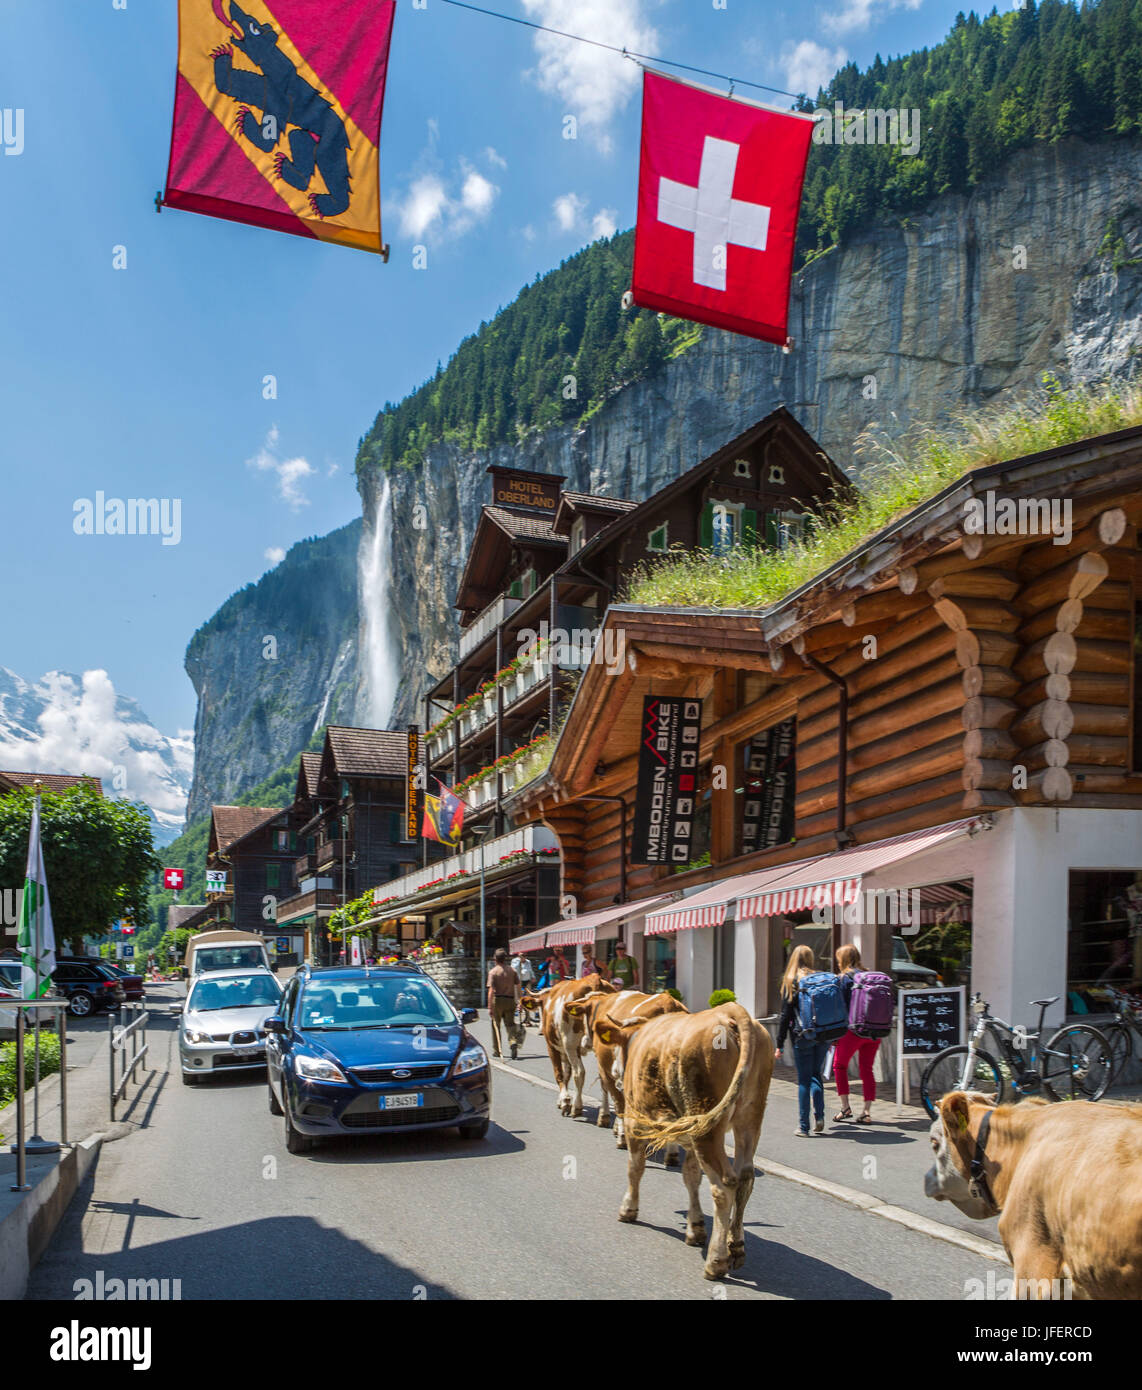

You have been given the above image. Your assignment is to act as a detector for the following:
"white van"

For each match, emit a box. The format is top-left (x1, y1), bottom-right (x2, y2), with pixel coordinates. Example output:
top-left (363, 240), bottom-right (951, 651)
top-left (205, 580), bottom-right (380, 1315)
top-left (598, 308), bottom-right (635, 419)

top-left (184, 929), bottom-right (275, 978)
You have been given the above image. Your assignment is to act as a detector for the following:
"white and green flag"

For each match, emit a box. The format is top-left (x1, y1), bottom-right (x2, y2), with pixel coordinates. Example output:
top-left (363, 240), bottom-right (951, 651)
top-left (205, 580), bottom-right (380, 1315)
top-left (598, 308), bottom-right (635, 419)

top-left (16, 794), bottom-right (56, 998)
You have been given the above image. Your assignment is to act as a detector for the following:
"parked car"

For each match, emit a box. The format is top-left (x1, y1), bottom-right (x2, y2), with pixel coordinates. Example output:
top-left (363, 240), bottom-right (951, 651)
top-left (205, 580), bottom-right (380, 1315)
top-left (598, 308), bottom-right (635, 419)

top-left (52, 958), bottom-right (125, 1016)
top-left (100, 961), bottom-right (146, 1000)
top-left (174, 968), bottom-right (283, 1086)
top-left (265, 965), bottom-right (490, 1154)
top-left (890, 935), bottom-right (941, 989)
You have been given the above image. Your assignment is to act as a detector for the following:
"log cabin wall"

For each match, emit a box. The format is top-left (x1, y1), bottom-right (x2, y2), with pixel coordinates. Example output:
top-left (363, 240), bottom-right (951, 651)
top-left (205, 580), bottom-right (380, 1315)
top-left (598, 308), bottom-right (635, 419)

top-left (517, 497), bottom-right (1142, 919)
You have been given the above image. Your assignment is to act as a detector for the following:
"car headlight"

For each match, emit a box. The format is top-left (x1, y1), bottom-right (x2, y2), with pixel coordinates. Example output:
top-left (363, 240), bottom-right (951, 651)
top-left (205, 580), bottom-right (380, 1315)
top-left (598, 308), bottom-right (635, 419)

top-left (294, 1054), bottom-right (348, 1084)
top-left (184, 1029), bottom-right (212, 1044)
top-left (453, 1043), bottom-right (488, 1076)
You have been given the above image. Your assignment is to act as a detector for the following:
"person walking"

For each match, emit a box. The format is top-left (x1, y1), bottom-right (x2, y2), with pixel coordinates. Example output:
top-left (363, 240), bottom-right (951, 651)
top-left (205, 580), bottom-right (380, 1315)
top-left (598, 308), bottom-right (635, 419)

top-left (580, 944), bottom-right (609, 980)
top-left (610, 941), bottom-right (638, 989)
top-left (832, 943), bottom-right (894, 1125)
top-left (776, 944), bottom-right (849, 1137)
top-left (512, 950), bottom-right (539, 1027)
top-left (545, 946), bottom-right (570, 984)
top-left (487, 947), bottom-right (521, 1060)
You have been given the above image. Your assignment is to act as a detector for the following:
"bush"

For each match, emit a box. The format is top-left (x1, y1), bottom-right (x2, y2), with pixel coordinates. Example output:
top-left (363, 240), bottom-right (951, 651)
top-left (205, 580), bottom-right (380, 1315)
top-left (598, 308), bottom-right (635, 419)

top-left (663, 988), bottom-right (683, 1002)
top-left (709, 989), bottom-right (737, 1008)
top-left (0, 1033), bottom-right (62, 1110)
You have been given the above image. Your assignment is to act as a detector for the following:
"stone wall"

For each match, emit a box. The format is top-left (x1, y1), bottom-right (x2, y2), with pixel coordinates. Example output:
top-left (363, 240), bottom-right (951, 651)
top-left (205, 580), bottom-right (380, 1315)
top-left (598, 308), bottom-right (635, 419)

top-left (420, 955), bottom-right (482, 1010)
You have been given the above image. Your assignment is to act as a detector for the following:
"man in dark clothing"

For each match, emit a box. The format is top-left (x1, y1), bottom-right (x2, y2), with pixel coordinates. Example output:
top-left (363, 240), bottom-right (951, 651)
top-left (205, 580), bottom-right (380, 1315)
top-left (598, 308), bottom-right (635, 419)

top-left (487, 947), bottom-right (521, 1060)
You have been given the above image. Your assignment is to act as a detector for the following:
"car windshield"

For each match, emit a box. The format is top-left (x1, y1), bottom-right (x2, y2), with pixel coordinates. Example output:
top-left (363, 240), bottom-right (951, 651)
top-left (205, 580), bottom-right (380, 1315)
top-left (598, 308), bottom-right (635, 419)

top-left (298, 978), bottom-right (455, 1029)
top-left (196, 947), bottom-right (264, 972)
top-left (189, 974), bottom-right (281, 1012)
top-left (892, 937), bottom-right (912, 961)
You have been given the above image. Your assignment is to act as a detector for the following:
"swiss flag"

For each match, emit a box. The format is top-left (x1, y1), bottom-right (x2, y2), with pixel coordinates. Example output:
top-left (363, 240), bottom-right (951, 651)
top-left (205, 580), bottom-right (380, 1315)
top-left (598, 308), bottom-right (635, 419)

top-left (631, 72), bottom-right (814, 345)
top-left (163, 868), bottom-right (184, 891)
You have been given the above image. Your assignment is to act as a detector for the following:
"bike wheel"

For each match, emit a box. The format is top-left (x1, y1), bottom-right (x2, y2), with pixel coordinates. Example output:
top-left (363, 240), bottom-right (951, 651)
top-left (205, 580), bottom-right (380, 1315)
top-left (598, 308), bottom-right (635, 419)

top-left (1042, 1025), bottom-right (1113, 1101)
top-left (1101, 1021), bottom-right (1132, 1084)
top-left (920, 1046), bottom-right (1004, 1121)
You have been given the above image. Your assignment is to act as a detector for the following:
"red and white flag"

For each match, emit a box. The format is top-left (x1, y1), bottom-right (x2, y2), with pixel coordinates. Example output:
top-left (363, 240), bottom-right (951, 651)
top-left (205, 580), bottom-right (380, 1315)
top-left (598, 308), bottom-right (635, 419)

top-left (631, 71), bottom-right (814, 346)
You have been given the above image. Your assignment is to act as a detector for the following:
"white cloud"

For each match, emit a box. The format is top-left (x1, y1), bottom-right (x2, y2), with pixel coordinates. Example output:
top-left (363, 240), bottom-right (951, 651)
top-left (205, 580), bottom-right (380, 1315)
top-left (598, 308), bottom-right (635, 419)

top-left (553, 192), bottom-right (587, 232)
top-left (520, 224), bottom-right (537, 242)
top-left (0, 668), bottom-right (193, 834)
top-left (780, 39), bottom-right (848, 98)
top-left (264, 547), bottom-right (286, 565)
top-left (822, 0), bottom-right (921, 36)
top-left (246, 425), bottom-right (316, 510)
top-left (521, 0), bottom-right (658, 153)
top-left (484, 146), bottom-right (508, 170)
top-left (591, 207), bottom-right (618, 239)
top-left (394, 158), bottom-right (501, 244)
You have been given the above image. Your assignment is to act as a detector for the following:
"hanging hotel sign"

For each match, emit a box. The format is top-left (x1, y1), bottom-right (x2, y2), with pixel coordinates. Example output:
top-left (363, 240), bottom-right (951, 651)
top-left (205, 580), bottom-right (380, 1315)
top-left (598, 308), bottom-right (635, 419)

top-left (205, 870), bottom-right (227, 892)
top-left (631, 696), bottom-right (703, 865)
top-left (487, 466), bottom-right (562, 512)
top-left (406, 725), bottom-right (420, 841)
top-left (740, 715), bottom-right (796, 853)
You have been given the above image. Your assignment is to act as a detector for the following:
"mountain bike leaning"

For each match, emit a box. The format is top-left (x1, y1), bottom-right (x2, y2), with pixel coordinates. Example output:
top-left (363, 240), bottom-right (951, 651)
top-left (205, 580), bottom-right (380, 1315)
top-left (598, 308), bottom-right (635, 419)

top-left (920, 993), bottom-right (1113, 1119)
top-left (1090, 985), bottom-right (1142, 1084)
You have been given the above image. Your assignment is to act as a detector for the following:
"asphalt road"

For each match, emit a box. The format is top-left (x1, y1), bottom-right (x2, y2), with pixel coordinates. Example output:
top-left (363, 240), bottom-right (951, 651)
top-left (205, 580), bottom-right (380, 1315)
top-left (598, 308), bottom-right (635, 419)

top-left (27, 1002), bottom-right (991, 1301)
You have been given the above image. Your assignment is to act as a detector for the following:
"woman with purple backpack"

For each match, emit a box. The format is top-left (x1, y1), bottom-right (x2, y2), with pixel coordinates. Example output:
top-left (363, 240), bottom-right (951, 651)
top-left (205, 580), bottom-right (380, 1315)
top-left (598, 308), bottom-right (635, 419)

top-left (832, 943), bottom-right (895, 1125)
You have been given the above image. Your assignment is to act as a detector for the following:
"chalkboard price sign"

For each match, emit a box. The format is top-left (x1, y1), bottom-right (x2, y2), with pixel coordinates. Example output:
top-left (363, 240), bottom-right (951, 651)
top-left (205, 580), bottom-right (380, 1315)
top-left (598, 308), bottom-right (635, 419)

top-left (898, 986), bottom-right (965, 1058)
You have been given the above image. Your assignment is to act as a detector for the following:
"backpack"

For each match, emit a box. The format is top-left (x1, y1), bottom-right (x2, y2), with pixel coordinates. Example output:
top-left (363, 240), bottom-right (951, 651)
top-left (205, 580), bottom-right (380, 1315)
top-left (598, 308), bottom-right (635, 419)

top-left (847, 971), bottom-right (895, 1039)
top-left (795, 972), bottom-right (850, 1044)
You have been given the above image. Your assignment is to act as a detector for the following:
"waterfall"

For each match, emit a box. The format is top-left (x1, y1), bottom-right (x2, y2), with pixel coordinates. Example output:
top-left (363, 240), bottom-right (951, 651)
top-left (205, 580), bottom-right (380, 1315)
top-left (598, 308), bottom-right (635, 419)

top-left (358, 476), bottom-right (399, 729)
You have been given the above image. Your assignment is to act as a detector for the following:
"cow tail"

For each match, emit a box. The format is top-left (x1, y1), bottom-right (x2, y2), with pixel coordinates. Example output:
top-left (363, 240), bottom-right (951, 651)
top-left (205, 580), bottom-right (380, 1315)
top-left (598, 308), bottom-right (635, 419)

top-left (629, 1010), bottom-right (756, 1150)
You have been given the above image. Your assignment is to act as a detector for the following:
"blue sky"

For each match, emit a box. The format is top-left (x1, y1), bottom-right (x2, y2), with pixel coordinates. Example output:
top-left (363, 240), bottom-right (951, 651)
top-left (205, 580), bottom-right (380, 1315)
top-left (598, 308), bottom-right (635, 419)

top-left (0, 0), bottom-right (994, 768)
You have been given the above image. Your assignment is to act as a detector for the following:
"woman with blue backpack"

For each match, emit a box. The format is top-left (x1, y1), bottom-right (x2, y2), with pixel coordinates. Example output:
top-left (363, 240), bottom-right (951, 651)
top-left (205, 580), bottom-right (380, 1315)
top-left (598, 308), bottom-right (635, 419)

top-left (776, 944), bottom-right (851, 1137)
top-left (832, 943), bottom-right (896, 1125)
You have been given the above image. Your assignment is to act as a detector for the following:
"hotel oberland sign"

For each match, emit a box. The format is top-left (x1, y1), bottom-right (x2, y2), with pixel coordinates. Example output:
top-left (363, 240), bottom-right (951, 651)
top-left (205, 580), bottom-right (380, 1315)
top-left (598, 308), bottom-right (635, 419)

top-left (631, 696), bottom-right (703, 865)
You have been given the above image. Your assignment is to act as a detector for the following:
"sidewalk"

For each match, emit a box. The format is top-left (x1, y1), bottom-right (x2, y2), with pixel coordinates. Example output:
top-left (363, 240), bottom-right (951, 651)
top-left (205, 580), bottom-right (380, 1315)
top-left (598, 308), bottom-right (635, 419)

top-left (473, 1016), bottom-right (1006, 1257)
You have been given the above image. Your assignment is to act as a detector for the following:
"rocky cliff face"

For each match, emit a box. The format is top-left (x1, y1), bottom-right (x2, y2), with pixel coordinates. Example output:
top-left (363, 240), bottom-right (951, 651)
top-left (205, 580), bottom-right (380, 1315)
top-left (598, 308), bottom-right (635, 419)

top-left (184, 521), bottom-right (361, 822)
top-left (363, 138), bottom-right (1142, 727)
top-left (185, 137), bottom-right (1142, 817)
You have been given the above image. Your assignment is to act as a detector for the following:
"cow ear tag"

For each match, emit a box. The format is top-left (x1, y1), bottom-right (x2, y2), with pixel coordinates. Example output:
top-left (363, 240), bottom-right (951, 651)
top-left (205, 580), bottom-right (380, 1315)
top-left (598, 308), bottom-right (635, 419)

top-left (956, 1112), bottom-right (969, 1132)
top-left (600, 1029), bottom-right (612, 1045)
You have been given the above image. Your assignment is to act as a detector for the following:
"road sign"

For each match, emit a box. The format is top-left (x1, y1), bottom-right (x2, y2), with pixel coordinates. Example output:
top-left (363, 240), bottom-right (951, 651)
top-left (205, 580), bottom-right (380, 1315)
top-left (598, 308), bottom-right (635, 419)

top-left (163, 868), bottom-right (184, 890)
top-left (122, 944), bottom-right (134, 959)
top-left (206, 870), bottom-right (227, 891)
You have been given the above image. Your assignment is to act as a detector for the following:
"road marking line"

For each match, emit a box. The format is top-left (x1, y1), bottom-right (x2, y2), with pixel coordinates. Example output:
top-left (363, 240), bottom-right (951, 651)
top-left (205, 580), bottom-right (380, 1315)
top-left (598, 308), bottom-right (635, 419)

top-left (490, 1057), bottom-right (1009, 1265)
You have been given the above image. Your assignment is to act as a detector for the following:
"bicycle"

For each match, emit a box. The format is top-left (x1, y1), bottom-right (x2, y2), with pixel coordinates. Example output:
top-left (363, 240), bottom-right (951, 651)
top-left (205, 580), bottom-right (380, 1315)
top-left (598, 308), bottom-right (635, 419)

top-left (1089, 986), bottom-right (1142, 1084)
top-left (920, 993), bottom-right (1113, 1119)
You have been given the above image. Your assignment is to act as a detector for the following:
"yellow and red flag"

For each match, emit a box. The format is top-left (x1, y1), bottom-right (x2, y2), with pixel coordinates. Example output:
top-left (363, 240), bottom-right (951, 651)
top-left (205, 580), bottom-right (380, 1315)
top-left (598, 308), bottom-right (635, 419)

top-left (163, 0), bottom-right (396, 255)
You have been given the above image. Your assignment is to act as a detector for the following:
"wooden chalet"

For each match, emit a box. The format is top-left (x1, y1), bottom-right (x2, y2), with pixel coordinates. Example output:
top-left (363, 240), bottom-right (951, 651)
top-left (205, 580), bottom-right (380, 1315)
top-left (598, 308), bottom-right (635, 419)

top-left (205, 804), bottom-right (293, 940)
top-left (508, 421), bottom-right (1142, 1027)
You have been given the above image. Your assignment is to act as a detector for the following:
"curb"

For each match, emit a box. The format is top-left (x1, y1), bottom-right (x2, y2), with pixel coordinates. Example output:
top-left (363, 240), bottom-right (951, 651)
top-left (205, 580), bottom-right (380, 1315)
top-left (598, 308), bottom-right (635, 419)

top-left (0, 1130), bottom-right (104, 1300)
top-left (490, 1057), bottom-right (1009, 1266)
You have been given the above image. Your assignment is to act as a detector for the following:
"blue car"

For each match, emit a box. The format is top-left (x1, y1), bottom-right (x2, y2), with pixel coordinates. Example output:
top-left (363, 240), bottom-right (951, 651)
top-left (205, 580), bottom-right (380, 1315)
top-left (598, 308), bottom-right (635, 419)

top-left (264, 964), bottom-right (491, 1154)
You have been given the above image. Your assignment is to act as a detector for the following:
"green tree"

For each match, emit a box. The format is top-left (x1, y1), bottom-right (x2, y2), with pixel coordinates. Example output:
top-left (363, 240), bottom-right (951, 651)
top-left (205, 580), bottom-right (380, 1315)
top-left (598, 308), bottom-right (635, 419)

top-left (0, 786), bottom-right (159, 954)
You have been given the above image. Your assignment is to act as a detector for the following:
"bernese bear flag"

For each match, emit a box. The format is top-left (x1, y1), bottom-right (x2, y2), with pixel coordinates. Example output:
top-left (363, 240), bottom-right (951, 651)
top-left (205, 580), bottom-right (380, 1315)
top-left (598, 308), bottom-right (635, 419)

top-left (631, 71), bottom-right (814, 346)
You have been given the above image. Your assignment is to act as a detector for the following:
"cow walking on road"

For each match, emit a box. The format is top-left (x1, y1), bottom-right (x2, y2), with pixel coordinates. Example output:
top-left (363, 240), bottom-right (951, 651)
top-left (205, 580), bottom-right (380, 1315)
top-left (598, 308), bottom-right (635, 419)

top-left (523, 974), bottom-right (617, 1118)
top-left (600, 1002), bottom-right (775, 1280)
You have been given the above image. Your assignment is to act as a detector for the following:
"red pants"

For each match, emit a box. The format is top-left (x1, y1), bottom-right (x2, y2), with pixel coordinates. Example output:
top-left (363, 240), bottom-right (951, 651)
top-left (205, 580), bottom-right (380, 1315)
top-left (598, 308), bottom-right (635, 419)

top-left (833, 1031), bottom-right (880, 1102)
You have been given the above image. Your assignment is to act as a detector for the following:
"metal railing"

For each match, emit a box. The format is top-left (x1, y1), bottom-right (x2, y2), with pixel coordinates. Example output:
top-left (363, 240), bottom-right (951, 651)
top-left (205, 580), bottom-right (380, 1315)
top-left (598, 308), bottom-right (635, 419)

top-left (109, 1002), bottom-right (150, 1121)
top-left (7, 1000), bottom-right (69, 1193)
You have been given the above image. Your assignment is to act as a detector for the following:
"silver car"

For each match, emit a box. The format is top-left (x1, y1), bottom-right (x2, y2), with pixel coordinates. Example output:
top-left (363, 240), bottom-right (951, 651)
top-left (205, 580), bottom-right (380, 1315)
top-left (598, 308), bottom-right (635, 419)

top-left (176, 968), bottom-right (283, 1086)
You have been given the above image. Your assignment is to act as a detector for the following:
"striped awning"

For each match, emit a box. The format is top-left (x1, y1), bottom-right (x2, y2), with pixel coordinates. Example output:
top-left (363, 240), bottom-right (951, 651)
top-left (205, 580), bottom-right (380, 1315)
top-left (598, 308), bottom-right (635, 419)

top-left (644, 858), bottom-right (830, 936)
top-left (645, 818), bottom-right (982, 935)
top-left (509, 894), bottom-right (679, 954)
top-left (738, 819), bottom-right (981, 919)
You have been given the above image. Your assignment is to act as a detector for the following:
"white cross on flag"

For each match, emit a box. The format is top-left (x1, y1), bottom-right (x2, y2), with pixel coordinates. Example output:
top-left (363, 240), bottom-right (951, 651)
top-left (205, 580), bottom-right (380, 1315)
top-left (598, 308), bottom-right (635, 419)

top-left (163, 868), bottom-right (184, 891)
top-left (631, 71), bottom-right (814, 345)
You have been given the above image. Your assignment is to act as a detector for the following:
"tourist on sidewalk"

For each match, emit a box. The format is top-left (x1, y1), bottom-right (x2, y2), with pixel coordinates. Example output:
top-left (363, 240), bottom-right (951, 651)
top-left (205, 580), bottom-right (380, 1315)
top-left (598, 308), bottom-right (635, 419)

top-left (487, 948), bottom-right (521, 1060)
top-left (776, 944), bottom-right (848, 1137)
top-left (610, 941), bottom-right (638, 989)
top-left (581, 945), bottom-right (609, 980)
top-left (832, 943), bottom-right (895, 1125)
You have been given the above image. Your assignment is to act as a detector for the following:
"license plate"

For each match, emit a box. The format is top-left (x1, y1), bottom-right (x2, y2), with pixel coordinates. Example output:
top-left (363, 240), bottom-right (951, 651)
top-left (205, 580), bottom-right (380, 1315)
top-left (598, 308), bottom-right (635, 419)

top-left (383, 1093), bottom-right (423, 1110)
top-left (233, 1046), bottom-right (259, 1058)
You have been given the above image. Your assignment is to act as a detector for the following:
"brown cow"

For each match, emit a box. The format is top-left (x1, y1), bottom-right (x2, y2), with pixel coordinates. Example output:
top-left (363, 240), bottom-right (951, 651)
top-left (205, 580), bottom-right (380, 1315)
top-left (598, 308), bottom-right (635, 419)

top-left (602, 1002), bottom-right (774, 1280)
top-left (522, 975), bottom-right (616, 1117)
top-left (564, 988), bottom-right (689, 1145)
top-left (925, 1090), bottom-right (1142, 1299)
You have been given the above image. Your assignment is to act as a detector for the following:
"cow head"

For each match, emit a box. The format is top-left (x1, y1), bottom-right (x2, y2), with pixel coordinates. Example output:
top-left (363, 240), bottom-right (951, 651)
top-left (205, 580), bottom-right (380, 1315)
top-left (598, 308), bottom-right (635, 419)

top-left (593, 1015), bottom-right (653, 1092)
top-left (923, 1090), bottom-right (1000, 1219)
top-left (563, 991), bottom-right (617, 1047)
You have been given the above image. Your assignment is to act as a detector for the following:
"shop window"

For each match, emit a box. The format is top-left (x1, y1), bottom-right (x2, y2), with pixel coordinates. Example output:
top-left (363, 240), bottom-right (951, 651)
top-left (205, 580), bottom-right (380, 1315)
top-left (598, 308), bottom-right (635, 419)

top-left (1068, 870), bottom-right (1142, 1003)
top-left (647, 521), bottom-right (669, 553)
top-left (736, 716), bottom-right (797, 856)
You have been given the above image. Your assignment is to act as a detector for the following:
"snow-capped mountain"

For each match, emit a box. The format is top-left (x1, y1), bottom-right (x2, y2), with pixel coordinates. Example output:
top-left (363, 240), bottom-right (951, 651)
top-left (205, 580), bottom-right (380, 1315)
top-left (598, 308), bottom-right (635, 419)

top-left (0, 668), bottom-right (193, 846)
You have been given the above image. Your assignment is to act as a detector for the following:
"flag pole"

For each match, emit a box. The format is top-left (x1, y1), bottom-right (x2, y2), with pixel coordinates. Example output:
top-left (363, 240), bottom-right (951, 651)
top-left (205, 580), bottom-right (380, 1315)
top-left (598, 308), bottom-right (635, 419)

top-left (26, 783), bottom-right (58, 1154)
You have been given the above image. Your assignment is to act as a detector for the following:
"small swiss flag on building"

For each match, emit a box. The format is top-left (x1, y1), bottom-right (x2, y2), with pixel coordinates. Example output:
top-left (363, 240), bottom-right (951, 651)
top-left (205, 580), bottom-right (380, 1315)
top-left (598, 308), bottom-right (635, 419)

top-left (163, 868), bottom-right (184, 891)
top-left (631, 71), bottom-right (814, 346)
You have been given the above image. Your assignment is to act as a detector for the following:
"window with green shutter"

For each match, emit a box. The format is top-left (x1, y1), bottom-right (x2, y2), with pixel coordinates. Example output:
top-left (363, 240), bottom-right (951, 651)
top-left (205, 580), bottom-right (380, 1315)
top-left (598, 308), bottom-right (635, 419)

top-left (266, 862), bottom-right (280, 890)
top-left (647, 522), bottom-right (669, 553)
top-left (390, 811), bottom-right (401, 843)
top-left (699, 503), bottom-right (714, 548)
top-left (509, 578), bottom-right (523, 599)
top-left (742, 509), bottom-right (758, 547)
